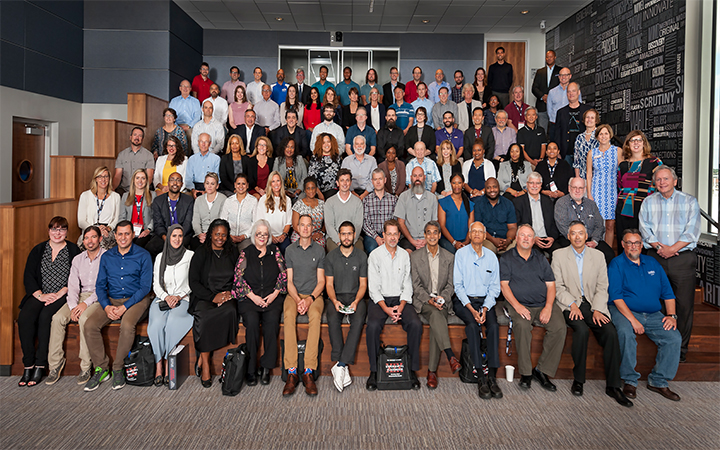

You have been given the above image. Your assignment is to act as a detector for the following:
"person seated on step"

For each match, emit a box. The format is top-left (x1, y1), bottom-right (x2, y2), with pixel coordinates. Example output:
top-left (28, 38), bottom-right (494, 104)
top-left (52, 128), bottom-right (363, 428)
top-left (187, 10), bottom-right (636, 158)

top-left (146, 172), bottom-right (194, 259)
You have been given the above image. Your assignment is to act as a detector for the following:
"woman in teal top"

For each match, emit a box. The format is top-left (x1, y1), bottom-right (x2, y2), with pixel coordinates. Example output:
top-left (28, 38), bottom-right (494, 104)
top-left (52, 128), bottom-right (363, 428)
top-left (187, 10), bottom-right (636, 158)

top-left (438, 173), bottom-right (474, 254)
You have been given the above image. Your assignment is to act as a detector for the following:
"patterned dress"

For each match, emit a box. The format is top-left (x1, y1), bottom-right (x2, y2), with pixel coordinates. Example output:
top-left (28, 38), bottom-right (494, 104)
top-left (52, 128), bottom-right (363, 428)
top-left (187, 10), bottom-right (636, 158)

top-left (290, 198), bottom-right (326, 247)
top-left (617, 157), bottom-right (663, 219)
top-left (590, 145), bottom-right (619, 220)
top-left (573, 129), bottom-right (597, 179)
top-left (308, 154), bottom-right (342, 194)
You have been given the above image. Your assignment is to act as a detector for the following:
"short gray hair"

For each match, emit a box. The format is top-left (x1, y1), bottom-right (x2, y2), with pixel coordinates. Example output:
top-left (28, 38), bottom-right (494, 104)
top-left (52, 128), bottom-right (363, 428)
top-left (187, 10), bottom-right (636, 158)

top-left (527, 171), bottom-right (543, 183)
top-left (653, 165), bottom-right (678, 182)
top-left (250, 219), bottom-right (271, 247)
top-left (353, 135), bottom-right (367, 146)
top-left (424, 220), bottom-right (441, 233)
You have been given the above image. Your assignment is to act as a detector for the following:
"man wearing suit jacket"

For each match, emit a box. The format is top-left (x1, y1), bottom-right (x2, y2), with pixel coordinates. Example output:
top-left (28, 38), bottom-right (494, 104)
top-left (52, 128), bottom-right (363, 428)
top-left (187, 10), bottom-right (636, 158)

top-left (382, 67), bottom-right (405, 108)
top-left (513, 172), bottom-right (560, 256)
top-left (235, 109), bottom-right (266, 155)
top-left (551, 221), bottom-right (633, 407)
top-left (293, 69), bottom-right (311, 105)
top-left (145, 172), bottom-right (194, 258)
top-left (272, 110), bottom-right (310, 158)
top-left (531, 50), bottom-right (562, 131)
top-left (410, 221), bottom-right (461, 389)
top-left (463, 107), bottom-right (496, 161)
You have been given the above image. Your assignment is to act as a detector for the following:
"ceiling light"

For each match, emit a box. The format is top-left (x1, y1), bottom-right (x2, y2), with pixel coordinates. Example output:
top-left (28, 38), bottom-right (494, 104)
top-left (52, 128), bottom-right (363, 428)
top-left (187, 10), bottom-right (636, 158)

top-left (521, 10), bottom-right (529, 14)
top-left (275, 17), bottom-right (283, 21)
top-left (422, 19), bottom-right (430, 24)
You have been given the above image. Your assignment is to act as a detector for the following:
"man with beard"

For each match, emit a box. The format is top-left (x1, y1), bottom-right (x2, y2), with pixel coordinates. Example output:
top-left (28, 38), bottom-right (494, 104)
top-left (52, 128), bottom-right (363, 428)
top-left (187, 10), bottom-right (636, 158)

top-left (434, 111), bottom-right (464, 160)
top-left (202, 83), bottom-right (228, 128)
top-left (146, 172), bottom-right (194, 258)
top-left (310, 103), bottom-right (345, 150)
top-left (472, 177), bottom-right (516, 254)
top-left (431, 87), bottom-right (459, 131)
top-left (375, 107), bottom-right (406, 163)
top-left (221, 66), bottom-right (245, 103)
top-left (113, 127), bottom-right (155, 196)
top-left (405, 141), bottom-right (440, 193)
top-left (325, 221), bottom-right (368, 392)
top-left (395, 166), bottom-right (438, 252)
top-left (341, 135), bottom-right (378, 200)
top-left (463, 107), bottom-right (495, 161)
top-left (366, 219), bottom-right (421, 391)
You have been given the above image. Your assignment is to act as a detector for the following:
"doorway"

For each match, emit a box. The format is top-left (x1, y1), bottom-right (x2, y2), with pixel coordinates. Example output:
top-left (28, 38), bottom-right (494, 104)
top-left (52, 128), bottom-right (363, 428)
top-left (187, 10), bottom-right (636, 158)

top-left (12, 120), bottom-right (47, 202)
top-left (279, 47), bottom-right (400, 86)
top-left (486, 41), bottom-right (527, 97)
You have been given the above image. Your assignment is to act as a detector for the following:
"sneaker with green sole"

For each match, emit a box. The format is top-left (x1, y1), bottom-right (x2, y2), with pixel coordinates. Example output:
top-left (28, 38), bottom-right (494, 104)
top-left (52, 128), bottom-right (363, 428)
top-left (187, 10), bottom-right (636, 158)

top-left (84, 367), bottom-right (111, 392)
top-left (111, 370), bottom-right (126, 390)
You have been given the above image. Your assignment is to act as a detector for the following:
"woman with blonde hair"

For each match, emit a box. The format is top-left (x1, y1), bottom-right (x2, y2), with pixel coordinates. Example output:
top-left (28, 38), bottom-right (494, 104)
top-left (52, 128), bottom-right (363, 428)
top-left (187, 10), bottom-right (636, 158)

top-left (219, 134), bottom-right (250, 195)
top-left (254, 171), bottom-right (292, 253)
top-left (77, 166), bottom-right (121, 249)
top-left (120, 168), bottom-right (155, 248)
top-left (247, 136), bottom-right (275, 199)
top-left (435, 140), bottom-right (462, 197)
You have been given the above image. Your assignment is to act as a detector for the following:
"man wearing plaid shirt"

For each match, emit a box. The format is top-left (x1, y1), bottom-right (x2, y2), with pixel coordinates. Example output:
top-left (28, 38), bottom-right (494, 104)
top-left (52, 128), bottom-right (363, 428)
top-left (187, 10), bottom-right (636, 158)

top-left (363, 168), bottom-right (398, 254)
top-left (639, 166), bottom-right (701, 363)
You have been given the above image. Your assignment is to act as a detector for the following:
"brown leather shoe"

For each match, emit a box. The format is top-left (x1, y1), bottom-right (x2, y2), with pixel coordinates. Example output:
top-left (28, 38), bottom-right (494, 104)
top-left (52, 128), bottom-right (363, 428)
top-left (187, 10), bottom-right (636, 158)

top-left (426, 371), bottom-right (438, 389)
top-left (647, 384), bottom-right (680, 401)
top-left (303, 373), bottom-right (318, 396)
top-left (448, 356), bottom-right (462, 374)
top-left (282, 373), bottom-right (299, 397)
top-left (622, 383), bottom-right (637, 399)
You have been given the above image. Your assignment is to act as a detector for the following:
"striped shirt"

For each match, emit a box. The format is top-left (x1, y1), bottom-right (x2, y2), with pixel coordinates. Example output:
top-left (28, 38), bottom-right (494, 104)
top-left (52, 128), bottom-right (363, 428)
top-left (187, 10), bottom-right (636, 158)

top-left (639, 190), bottom-right (701, 251)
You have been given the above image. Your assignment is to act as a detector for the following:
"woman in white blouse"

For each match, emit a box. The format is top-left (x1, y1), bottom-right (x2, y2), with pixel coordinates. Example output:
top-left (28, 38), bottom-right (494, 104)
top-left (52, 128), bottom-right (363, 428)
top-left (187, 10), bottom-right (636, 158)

top-left (191, 173), bottom-right (227, 250)
top-left (254, 171), bottom-right (292, 253)
top-left (219, 173), bottom-right (258, 251)
top-left (77, 166), bottom-right (121, 249)
top-left (147, 224), bottom-right (194, 386)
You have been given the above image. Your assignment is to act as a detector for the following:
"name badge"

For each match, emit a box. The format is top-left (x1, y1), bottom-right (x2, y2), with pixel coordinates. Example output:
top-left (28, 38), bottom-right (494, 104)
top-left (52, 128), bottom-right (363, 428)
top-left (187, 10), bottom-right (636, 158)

top-left (549, 181), bottom-right (558, 192)
top-left (133, 225), bottom-right (142, 237)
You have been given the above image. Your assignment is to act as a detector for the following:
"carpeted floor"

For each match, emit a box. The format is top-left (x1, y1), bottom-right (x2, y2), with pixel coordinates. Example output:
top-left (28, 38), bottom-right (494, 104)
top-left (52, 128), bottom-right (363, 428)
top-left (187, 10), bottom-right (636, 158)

top-left (1, 374), bottom-right (718, 450)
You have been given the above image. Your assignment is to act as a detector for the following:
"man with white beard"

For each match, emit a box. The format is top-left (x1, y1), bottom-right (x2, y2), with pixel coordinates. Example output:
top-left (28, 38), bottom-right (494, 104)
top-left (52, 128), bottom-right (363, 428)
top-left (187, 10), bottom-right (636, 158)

top-left (394, 166), bottom-right (438, 253)
top-left (341, 135), bottom-right (378, 200)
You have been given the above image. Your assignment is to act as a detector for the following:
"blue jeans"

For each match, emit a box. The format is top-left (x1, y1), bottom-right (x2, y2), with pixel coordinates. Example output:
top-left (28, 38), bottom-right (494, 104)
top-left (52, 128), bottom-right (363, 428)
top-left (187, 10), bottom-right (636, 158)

top-left (364, 233), bottom-right (382, 254)
top-left (439, 237), bottom-right (457, 254)
top-left (609, 304), bottom-right (681, 388)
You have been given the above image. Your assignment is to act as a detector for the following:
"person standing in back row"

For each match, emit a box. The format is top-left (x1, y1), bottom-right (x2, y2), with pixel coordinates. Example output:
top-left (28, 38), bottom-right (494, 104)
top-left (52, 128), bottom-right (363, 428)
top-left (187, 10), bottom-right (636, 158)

top-left (487, 47), bottom-right (513, 107)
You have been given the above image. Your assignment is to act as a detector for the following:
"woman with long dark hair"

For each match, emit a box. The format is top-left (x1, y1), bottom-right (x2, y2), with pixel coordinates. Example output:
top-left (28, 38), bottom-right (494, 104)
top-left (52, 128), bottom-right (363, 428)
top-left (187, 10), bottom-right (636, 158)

top-left (272, 137), bottom-right (308, 201)
top-left (438, 173), bottom-right (474, 254)
top-left (498, 143), bottom-right (532, 200)
top-left (154, 136), bottom-right (187, 194)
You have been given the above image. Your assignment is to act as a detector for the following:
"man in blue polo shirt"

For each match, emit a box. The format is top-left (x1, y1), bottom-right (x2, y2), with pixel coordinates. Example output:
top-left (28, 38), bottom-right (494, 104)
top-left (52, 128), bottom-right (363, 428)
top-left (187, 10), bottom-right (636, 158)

top-left (270, 69), bottom-right (289, 105)
top-left (608, 228), bottom-right (682, 402)
top-left (335, 66), bottom-right (360, 106)
top-left (391, 85), bottom-right (414, 135)
top-left (472, 177), bottom-right (517, 254)
top-left (435, 111), bottom-right (464, 159)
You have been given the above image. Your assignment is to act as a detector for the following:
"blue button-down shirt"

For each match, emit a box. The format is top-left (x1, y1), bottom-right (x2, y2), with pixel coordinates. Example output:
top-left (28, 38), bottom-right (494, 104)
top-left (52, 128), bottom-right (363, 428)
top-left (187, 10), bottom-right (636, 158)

top-left (185, 151), bottom-right (221, 190)
top-left (453, 244), bottom-right (500, 308)
top-left (411, 98), bottom-right (435, 127)
top-left (639, 189), bottom-right (701, 251)
top-left (95, 244), bottom-right (152, 310)
top-left (168, 95), bottom-right (202, 127)
top-left (428, 80), bottom-right (450, 104)
top-left (572, 246), bottom-right (586, 296)
top-left (608, 252), bottom-right (675, 314)
top-left (473, 195), bottom-right (517, 239)
top-left (405, 158), bottom-right (440, 191)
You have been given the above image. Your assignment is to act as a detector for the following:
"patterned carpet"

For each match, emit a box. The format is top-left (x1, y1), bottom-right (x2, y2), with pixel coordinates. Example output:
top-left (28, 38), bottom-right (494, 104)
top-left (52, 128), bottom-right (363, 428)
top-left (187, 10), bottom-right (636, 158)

top-left (1, 374), bottom-right (718, 449)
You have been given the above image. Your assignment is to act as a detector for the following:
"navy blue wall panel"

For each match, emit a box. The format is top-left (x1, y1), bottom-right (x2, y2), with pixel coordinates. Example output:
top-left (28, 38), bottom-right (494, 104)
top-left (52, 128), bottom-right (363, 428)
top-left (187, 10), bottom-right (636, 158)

top-left (84, 30), bottom-right (169, 69)
top-left (25, 50), bottom-right (83, 102)
top-left (170, 1), bottom-right (202, 54)
top-left (84, 0), bottom-right (169, 30)
top-left (29, 1), bottom-right (83, 28)
top-left (84, 68), bottom-right (169, 103)
top-left (1, 42), bottom-right (26, 90)
top-left (25, 2), bottom-right (83, 67)
top-left (169, 33), bottom-right (202, 88)
top-left (1, 0), bottom-right (26, 46)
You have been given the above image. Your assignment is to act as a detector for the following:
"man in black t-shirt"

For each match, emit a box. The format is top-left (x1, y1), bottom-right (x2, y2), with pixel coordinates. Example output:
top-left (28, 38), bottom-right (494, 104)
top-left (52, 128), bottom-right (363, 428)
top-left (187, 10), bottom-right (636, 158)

top-left (555, 82), bottom-right (591, 163)
top-left (487, 46), bottom-right (514, 107)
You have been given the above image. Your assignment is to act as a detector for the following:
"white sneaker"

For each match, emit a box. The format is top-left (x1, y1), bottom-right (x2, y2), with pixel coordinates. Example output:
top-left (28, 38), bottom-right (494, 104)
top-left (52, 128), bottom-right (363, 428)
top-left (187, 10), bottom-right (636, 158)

top-left (343, 366), bottom-right (352, 387)
top-left (331, 363), bottom-right (344, 392)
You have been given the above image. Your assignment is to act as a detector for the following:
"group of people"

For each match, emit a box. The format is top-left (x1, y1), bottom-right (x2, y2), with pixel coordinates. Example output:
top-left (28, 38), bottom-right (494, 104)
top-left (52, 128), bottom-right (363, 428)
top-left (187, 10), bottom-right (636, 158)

top-left (16, 54), bottom-right (700, 406)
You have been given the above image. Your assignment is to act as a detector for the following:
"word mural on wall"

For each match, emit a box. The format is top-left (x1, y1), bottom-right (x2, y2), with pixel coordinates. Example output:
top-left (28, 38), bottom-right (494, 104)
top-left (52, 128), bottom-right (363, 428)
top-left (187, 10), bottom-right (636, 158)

top-left (547, 0), bottom-right (686, 181)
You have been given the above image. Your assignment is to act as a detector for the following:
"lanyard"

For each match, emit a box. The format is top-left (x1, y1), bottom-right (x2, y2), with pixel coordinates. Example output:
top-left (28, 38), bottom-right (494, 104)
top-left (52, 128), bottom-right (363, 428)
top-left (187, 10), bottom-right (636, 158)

top-left (571, 200), bottom-right (584, 221)
top-left (547, 160), bottom-right (557, 178)
top-left (134, 196), bottom-right (143, 220)
top-left (96, 193), bottom-right (107, 223)
top-left (169, 200), bottom-right (178, 224)
top-left (513, 102), bottom-right (524, 116)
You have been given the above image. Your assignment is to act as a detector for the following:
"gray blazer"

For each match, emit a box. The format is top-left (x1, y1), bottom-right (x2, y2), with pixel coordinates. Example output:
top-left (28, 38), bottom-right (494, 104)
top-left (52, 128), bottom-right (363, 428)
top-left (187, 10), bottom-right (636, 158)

top-left (410, 246), bottom-right (455, 314)
top-left (272, 157), bottom-right (308, 194)
top-left (551, 245), bottom-right (610, 317)
top-left (119, 191), bottom-right (156, 231)
top-left (497, 160), bottom-right (532, 193)
top-left (192, 192), bottom-right (227, 236)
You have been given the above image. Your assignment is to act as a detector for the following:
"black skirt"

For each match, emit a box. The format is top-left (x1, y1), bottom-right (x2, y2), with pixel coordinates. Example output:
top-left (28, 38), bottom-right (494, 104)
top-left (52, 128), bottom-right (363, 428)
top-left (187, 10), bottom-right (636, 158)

top-left (192, 300), bottom-right (238, 352)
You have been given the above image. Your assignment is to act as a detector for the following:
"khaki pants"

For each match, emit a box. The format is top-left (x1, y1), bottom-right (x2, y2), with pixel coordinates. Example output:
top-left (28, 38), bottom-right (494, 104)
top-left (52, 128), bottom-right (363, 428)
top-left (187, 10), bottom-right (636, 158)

top-left (283, 294), bottom-right (324, 370)
top-left (84, 295), bottom-right (151, 372)
top-left (482, 239), bottom-right (516, 255)
top-left (48, 293), bottom-right (101, 372)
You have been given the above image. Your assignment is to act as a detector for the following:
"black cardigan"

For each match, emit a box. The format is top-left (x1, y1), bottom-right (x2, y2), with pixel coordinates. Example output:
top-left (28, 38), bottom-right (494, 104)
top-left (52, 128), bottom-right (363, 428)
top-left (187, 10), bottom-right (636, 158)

top-left (188, 244), bottom-right (239, 314)
top-left (218, 152), bottom-right (251, 193)
top-left (21, 240), bottom-right (81, 309)
top-left (246, 156), bottom-right (276, 192)
top-left (435, 161), bottom-right (462, 193)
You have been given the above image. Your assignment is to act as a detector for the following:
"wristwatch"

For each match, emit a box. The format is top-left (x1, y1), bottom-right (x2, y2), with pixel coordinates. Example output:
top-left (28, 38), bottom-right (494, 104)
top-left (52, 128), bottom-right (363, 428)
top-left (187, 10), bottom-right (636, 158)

top-left (668, 314), bottom-right (678, 320)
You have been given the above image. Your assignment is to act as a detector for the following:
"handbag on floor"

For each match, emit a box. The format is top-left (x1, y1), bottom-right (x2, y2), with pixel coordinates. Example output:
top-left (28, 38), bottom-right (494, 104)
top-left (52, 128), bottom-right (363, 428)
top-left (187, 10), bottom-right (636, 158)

top-left (376, 344), bottom-right (413, 390)
top-left (281, 339), bottom-right (324, 382)
top-left (123, 336), bottom-right (155, 386)
top-left (221, 344), bottom-right (249, 396)
top-left (459, 336), bottom-right (489, 383)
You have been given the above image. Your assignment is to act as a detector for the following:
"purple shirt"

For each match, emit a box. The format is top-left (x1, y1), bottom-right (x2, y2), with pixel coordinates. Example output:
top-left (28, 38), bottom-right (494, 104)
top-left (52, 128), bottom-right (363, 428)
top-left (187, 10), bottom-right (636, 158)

top-left (66, 248), bottom-right (105, 309)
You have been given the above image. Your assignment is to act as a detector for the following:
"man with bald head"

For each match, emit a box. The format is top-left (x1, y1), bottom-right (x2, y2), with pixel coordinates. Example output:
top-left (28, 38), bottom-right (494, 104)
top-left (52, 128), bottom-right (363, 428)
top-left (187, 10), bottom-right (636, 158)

top-left (472, 177), bottom-right (517, 254)
top-left (168, 79), bottom-right (201, 134)
top-left (405, 141), bottom-right (440, 193)
top-left (428, 69), bottom-right (450, 104)
top-left (394, 166), bottom-right (438, 252)
top-left (555, 81), bottom-right (590, 162)
top-left (191, 100), bottom-right (225, 155)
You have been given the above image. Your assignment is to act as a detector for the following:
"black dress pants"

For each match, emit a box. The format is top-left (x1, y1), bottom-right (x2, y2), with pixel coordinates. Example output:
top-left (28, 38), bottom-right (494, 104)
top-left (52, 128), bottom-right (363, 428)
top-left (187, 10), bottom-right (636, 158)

top-left (237, 297), bottom-right (283, 372)
top-left (325, 295), bottom-right (367, 365)
top-left (366, 297), bottom-right (422, 372)
top-left (452, 297), bottom-right (500, 372)
top-left (563, 299), bottom-right (622, 387)
top-left (17, 296), bottom-right (66, 367)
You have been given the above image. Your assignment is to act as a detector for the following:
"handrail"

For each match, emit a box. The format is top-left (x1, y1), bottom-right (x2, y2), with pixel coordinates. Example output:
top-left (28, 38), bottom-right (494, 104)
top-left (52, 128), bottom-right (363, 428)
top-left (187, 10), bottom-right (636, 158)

top-left (700, 208), bottom-right (719, 231)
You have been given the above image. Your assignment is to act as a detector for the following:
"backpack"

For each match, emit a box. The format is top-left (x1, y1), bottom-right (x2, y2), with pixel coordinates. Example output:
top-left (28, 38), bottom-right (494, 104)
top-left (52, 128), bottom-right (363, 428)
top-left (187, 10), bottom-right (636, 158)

top-left (221, 344), bottom-right (250, 396)
top-left (123, 336), bottom-right (155, 386)
top-left (376, 344), bottom-right (413, 390)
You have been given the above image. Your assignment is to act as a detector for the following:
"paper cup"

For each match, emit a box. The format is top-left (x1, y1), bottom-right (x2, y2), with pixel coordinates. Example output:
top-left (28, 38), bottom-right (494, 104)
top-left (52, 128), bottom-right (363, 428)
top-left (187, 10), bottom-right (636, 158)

top-left (505, 365), bottom-right (515, 382)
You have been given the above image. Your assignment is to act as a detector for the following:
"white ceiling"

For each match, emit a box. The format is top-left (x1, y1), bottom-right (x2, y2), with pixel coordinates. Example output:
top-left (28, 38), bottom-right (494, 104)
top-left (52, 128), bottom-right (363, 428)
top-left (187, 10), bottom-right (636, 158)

top-left (174, 0), bottom-right (591, 34)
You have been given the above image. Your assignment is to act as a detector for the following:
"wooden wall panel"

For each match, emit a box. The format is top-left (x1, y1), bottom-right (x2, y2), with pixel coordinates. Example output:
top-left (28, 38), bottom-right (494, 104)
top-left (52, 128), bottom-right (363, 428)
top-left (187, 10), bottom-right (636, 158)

top-left (127, 93), bottom-right (168, 151)
top-left (51, 156), bottom-right (116, 199)
top-left (94, 120), bottom-right (144, 158)
top-left (486, 41), bottom-right (527, 98)
top-left (0, 199), bottom-right (78, 368)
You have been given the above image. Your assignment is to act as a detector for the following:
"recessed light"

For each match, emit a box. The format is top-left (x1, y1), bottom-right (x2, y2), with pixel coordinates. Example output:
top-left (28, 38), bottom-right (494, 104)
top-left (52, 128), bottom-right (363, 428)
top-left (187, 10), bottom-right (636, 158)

top-left (422, 19), bottom-right (430, 24)
top-left (275, 17), bottom-right (283, 21)
top-left (521, 10), bottom-right (529, 14)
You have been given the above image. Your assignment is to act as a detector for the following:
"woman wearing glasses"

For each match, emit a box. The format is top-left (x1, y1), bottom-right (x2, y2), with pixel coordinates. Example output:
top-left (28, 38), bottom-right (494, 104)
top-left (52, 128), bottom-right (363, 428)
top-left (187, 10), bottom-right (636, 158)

top-left (233, 219), bottom-right (287, 386)
top-left (17, 216), bottom-right (81, 386)
top-left (77, 166), bottom-right (121, 249)
top-left (151, 107), bottom-right (189, 157)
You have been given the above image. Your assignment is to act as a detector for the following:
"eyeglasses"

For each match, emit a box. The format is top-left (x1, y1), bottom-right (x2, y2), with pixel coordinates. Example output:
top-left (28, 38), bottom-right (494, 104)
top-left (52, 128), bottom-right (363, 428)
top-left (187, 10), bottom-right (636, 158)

top-left (255, 232), bottom-right (269, 238)
top-left (50, 227), bottom-right (68, 233)
top-left (623, 241), bottom-right (642, 247)
top-left (629, 138), bottom-right (644, 144)
top-left (96, 175), bottom-right (110, 180)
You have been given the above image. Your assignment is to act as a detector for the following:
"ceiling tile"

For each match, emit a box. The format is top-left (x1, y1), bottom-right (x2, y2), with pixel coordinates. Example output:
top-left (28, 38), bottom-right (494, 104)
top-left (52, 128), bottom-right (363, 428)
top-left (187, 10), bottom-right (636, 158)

top-left (204, 11), bottom-right (233, 21)
top-left (192, 1), bottom-right (229, 12)
top-left (256, 2), bottom-right (291, 13)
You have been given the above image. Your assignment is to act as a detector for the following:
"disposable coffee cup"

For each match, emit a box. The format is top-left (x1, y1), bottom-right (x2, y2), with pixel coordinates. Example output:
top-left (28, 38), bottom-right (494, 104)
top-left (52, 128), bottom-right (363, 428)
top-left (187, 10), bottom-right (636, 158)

top-left (505, 365), bottom-right (515, 382)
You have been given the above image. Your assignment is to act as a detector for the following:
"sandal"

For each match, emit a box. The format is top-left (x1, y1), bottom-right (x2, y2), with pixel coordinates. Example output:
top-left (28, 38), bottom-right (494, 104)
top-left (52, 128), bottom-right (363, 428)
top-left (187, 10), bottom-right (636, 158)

top-left (154, 375), bottom-right (164, 387)
top-left (28, 366), bottom-right (44, 386)
top-left (19, 368), bottom-right (33, 387)
top-left (163, 376), bottom-right (169, 386)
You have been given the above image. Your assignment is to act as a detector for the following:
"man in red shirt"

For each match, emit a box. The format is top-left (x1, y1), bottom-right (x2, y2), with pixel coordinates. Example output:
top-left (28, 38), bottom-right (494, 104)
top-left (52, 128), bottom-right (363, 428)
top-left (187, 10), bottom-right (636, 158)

top-left (191, 62), bottom-right (214, 101)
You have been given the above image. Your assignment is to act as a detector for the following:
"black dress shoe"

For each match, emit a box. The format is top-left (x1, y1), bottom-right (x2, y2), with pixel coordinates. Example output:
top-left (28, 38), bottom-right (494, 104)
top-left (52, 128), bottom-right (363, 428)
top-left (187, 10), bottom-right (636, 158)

top-left (201, 377), bottom-right (212, 388)
top-left (606, 387), bottom-right (633, 407)
top-left (532, 368), bottom-right (556, 392)
top-left (19, 368), bottom-right (33, 387)
top-left (488, 377), bottom-right (503, 399)
top-left (28, 366), bottom-right (44, 386)
top-left (478, 379), bottom-right (492, 399)
top-left (366, 372), bottom-right (377, 391)
top-left (246, 371), bottom-right (258, 387)
top-left (571, 380), bottom-right (584, 396)
top-left (679, 353), bottom-right (687, 363)
top-left (410, 371), bottom-right (421, 390)
top-left (519, 375), bottom-right (532, 389)
top-left (260, 367), bottom-right (271, 385)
